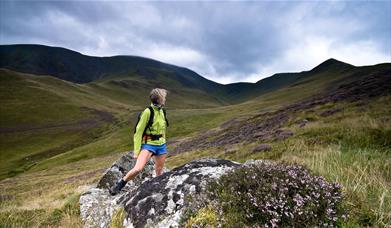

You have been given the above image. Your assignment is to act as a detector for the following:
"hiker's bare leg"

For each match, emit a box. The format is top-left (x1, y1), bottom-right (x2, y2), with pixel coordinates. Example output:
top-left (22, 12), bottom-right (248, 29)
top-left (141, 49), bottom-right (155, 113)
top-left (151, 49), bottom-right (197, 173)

top-left (123, 149), bottom-right (152, 181)
top-left (153, 154), bottom-right (166, 176)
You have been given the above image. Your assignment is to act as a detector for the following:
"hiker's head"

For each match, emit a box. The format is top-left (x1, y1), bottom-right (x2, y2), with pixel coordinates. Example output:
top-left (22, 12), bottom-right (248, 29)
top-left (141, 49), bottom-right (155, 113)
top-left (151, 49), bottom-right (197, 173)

top-left (150, 88), bottom-right (168, 106)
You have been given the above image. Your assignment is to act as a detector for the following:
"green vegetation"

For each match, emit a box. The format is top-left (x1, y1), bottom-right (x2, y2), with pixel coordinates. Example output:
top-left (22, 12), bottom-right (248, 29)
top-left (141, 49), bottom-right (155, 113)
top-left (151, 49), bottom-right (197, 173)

top-left (0, 152), bottom-right (118, 227)
top-left (169, 96), bottom-right (391, 226)
top-left (205, 164), bottom-right (345, 227)
top-left (0, 192), bottom-right (83, 228)
top-left (110, 207), bottom-right (126, 228)
top-left (0, 48), bottom-right (390, 227)
top-left (184, 206), bottom-right (218, 228)
top-left (0, 67), bottom-right (227, 180)
top-left (278, 100), bottom-right (391, 226)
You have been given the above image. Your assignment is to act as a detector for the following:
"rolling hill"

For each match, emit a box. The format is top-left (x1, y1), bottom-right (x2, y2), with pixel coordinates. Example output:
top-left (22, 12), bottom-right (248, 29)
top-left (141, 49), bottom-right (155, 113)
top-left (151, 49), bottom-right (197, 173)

top-left (1, 44), bottom-right (390, 181)
top-left (0, 44), bottom-right (229, 102)
top-left (0, 44), bottom-right (363, 104)
top-left (0, 44), bottom-right (390, 227)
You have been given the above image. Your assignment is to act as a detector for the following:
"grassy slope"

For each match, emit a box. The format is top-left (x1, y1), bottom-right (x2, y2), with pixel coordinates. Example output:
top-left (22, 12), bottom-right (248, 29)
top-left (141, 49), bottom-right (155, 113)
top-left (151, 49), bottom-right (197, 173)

top-left (166, 96), bottom-right (391, 226)
top-left (0, 44), bottom-right (360, 105)
top-left (164, 62), bottom-right (391, 226)
top-left (0, 44), bottom-right (229, 104)
top-left (0, 68), bottom-right (224, 180)
top-left (0, 63), bottom-right (390, 226)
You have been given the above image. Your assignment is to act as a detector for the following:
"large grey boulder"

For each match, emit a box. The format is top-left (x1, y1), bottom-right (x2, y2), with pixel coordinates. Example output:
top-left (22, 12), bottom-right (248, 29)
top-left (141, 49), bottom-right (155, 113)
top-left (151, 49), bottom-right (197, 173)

top-left (96, 151), bottom-right (156, 190)
top-left (80, 153), bottom-right (241, 228)
top-left (123, 158), bottom-right (240, 227)
top-left (79, 151), bottom-right (158, 228)
top-left (79, 188), bottom-right (121, 228)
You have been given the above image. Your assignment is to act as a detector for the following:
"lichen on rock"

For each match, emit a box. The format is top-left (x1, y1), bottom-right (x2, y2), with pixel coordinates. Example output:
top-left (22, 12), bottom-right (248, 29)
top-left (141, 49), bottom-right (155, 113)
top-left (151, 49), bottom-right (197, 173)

top-left (80, 154), bottom-right (345, 228)
top-left (123, 158), bottom-right (240, 227)
top-left (79, 152), bottom-right (239, 228)
top-left (79, 151), bottom-right (157, 228)
top-left (80, 152), bottom-right (240, 227)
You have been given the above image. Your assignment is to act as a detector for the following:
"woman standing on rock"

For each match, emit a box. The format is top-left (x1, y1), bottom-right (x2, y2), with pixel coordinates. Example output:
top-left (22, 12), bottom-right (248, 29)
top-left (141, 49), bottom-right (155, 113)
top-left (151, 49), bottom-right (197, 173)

top-left (110, 88), bottom-right (169, 195)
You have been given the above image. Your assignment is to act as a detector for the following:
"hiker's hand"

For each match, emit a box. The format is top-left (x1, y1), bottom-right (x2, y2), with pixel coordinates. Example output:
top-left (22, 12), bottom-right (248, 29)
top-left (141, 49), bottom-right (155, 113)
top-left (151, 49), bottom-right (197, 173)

top-left (133, 154), bottom-right (138, 159)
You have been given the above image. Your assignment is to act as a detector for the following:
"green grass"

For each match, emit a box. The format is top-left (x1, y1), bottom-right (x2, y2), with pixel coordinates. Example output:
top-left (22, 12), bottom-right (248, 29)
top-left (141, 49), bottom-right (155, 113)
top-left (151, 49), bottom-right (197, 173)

top-left (277, 100), bottom-right (391, 226)
top-left (167, 96), bottom-right (391, 226)
top-left (0, 151), bottom-right (119, 227)
top-left (1, 62), bottom-right (383, 179)
top-left (184, 205), bottom-right (218, 228)
top-left (1, 65), bottom-right (390, 226)
top-left (110, 207), bottom-right (126, 228)
top-left (0, 70), bottom-right (90, 127)
top-left (0, 193), bottom-right (83, 228)
top-left (0, 68), bottom-right (228, 180)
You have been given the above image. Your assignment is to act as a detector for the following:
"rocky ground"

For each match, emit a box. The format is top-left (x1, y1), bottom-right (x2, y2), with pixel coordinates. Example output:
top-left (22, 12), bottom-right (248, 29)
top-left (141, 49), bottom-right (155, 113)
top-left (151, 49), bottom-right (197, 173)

top-left (80, 152), bottom-right (156, 228)
top-left (79, 152), bottom-right (265, 227)
top-left (79, 153), bottom-right (346, 227)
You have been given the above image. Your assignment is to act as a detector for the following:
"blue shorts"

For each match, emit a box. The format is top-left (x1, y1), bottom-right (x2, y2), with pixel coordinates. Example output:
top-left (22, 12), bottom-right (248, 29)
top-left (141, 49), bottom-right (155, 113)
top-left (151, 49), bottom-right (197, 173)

top-left (141, 143), bottom-right (167, 156)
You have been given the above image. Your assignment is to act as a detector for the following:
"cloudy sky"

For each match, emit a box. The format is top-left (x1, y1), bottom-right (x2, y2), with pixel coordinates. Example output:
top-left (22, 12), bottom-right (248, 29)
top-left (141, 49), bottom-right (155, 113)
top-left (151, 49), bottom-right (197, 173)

top-left (1, 1), bottom-right (390, 84)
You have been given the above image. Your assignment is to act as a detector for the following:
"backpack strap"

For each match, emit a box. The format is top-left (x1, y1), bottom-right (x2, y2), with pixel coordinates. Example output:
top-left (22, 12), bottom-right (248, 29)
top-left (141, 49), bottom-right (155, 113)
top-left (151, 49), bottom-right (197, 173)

top-left (133, 107), bottom-right (153, 133)
top-left (134, 106), bottom-right (154, 143)
top-left (163, 108), bottom-right (169, 127)
top-left (141, 106), bottom-right (154, 144)
top-left (146, 106), bottom-right (154, 131)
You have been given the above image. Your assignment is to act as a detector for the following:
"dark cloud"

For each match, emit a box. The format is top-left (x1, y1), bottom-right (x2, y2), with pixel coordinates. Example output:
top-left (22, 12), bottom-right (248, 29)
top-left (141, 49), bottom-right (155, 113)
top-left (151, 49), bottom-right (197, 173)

top-left (1, 1), bottom-right (390, 84)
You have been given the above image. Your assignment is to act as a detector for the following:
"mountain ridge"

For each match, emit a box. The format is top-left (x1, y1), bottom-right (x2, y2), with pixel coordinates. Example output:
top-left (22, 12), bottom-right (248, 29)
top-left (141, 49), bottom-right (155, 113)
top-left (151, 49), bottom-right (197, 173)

top-left (1, 44), bottom-right (390, 227)
top-left (1, 44), bottom-right (363, 84)
top-left (3, 43), bottom-right (387, 105)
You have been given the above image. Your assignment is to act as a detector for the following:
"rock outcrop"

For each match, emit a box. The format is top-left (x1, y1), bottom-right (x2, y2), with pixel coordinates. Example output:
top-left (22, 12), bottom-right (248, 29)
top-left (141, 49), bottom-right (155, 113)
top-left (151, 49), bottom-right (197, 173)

top-left (123, 158), bottom-right (240, 227)
top-left (80, 151), bottom-right (157, 228)
top-left (80, 152), bottom-right (241, 227)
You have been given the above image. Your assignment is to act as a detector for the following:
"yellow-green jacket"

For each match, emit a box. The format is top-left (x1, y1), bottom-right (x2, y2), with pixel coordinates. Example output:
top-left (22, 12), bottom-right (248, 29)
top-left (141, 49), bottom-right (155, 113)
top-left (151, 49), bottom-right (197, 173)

top-left (133, 103), bottom-right (167, 156)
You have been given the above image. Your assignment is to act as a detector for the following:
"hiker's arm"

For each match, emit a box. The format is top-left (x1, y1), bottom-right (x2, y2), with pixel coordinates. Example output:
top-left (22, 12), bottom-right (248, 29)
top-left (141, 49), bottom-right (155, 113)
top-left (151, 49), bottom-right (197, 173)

top-left (133, 108), bottom-right (150, 157)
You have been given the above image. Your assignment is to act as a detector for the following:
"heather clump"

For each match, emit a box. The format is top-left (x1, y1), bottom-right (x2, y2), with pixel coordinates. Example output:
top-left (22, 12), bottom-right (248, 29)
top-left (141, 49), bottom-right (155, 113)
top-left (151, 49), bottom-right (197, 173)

top-left (207, 163), bottom-right (346, 227)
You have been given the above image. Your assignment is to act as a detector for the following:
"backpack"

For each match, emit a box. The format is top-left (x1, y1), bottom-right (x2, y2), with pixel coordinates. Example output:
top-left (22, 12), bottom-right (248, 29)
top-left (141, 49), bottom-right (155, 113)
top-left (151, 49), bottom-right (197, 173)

top-left (133, 106), bottom-right (169, 135)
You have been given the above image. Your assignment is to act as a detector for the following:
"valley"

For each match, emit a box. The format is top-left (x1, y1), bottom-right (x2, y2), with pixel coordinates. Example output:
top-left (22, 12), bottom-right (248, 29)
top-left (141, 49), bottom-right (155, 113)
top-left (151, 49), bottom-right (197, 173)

top-left (0, 44), bottom-right (390, 227)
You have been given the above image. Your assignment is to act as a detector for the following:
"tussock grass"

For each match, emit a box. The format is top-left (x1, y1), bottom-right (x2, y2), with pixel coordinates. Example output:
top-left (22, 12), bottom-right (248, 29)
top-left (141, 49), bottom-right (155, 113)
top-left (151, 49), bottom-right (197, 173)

top-left (185, 206), bottom-right (217, 228)
top-left (0, 193), bottom-right (83, 228)
top-left (171, 97), bottom-right (391, 226)
top-left (0, 152), bottom-right (120, 227)
top-left (276, 100), bottom-right (391, 226)
top-left (110, 207), bottom-right (126, 228)
top-left (280, 141), bottom-right (390, 226)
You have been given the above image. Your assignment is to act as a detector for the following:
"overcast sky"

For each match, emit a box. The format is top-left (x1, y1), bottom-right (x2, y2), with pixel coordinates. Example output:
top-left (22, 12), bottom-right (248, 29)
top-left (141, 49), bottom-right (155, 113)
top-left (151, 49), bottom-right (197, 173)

top-left (1, 1), bottom-right (390, 84)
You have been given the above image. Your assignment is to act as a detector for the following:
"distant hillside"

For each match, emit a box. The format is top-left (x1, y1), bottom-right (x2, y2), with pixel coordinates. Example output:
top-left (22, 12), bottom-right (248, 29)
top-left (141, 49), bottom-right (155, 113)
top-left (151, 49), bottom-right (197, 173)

top-left (0, 44), bottom-right (375, 104)
top-left (1, 44), bottom-right (390, 228)
top-left (0, 44), bottom-right (229, 101)
top-left (221, 58), bottom-right (356, 102)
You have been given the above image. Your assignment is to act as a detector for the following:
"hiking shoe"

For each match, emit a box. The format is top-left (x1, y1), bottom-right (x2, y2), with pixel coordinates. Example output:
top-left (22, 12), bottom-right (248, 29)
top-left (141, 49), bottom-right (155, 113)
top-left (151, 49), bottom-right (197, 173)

top-left (109, 179), bottom-right (127, 196)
